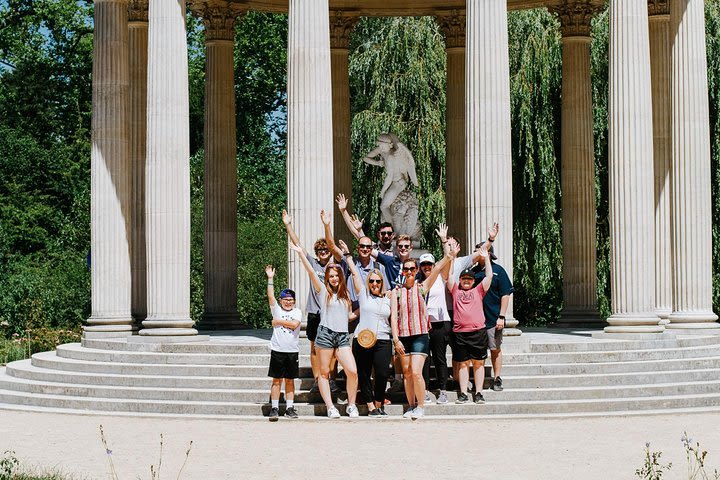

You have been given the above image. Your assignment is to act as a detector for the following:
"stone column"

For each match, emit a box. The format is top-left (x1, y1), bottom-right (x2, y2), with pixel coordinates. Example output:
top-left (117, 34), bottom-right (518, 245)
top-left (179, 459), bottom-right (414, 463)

top-left (287, 0), bottom-right (334, 310)
top-left (465, 0), bottom-right (520, 335)
top-left (648, 0), bottom-right (672, 323)
top-left (141, 0), bottom-right (196, 336)
top-left (129, 0), bottom-right (148, 325)
top-left (437, 11), bottom-right (466, 250)
top-left (194, 2), bottom-right (243, 329)
top-left (552, 2), bottom-right (601, 324)
top-left (85, 0), bottom-right (133, 338)
top-left (667, 0), bottom-right (720, 330)
top-left (605, 0), bottom-right (662, 333)
top-left (330, 12), bottom-right (357, 244)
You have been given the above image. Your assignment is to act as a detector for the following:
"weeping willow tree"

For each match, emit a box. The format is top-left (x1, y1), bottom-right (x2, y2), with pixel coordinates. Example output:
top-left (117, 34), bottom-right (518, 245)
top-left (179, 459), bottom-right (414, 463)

top-left (349, 17), bottom-right (447, 251)
top-left (508, 9), bottom-right (563, 325)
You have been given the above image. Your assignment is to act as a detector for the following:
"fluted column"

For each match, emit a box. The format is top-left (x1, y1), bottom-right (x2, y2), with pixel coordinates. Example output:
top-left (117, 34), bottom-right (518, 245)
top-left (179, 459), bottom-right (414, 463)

top-left (330, 12), bottom-right (357, 244)
top-left (648, 0), bottom-right (672, 323)
top-left (667, 0), bottom-right (720, 330)
top-left (465, 0), bottom-right (520, 335)
top-left (193, 2), bottom-right (243, 329)
top-left (85, 0), bottom-right (133, 338)
top-left (437, 11), bottom-right (466, 249)
top-left (287, 0), bottom-right (334, 310)
top-left (129, 0), bottom-right (148, 325)
top-left (605, 0), bottom-right (662, 333)
top-left (552, 2), bottom-right (601, 324)
top-left (141, 0), bottom-right (196, 336)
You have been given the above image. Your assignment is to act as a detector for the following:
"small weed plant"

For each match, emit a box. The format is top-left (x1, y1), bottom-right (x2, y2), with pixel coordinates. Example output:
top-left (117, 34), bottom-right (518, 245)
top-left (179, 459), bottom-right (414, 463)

top-left (637, 432), bottom-right (720, 480)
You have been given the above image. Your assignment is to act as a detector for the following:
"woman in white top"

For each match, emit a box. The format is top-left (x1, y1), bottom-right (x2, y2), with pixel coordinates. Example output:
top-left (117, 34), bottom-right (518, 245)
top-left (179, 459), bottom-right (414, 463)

top-left (341, 239), bottom-right (396, 417)
top-left (290, 242), bottom-right (359, 418)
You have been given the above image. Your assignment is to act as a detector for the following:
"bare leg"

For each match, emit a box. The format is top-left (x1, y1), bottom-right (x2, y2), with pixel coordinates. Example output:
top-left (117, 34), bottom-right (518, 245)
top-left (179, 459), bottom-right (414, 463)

top-left (310, 342), bottom-right (319, 381)
top-left (400, 354), bottom-right (414, 406)
top-left (472, 359), bottom-right (485, 392)
top-left (270, 378), bottom-right (282, 401)
top-left (334, 347), bottom-right (358, 406)
top-left (457, 361), bottom-right (470, 395)
top-left (284, 378), bottom-right (295, 402)
top-left (411, 355), bottom-right (427, 408)
top-left (316, 347), bottom-right (336, 408)
top-left (491, 349), bottom-right (502, 377)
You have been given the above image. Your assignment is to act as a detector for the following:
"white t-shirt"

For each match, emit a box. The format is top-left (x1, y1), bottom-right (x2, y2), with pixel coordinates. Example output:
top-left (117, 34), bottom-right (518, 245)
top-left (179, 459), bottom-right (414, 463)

top-left (270, 304), bottom-right (302, 353)
top-left (425, 277), bottom-right (450, 323)
top-left (320, 293), bottom-right (351, 333)
top-left (356, 289), bottom-right (392, 340)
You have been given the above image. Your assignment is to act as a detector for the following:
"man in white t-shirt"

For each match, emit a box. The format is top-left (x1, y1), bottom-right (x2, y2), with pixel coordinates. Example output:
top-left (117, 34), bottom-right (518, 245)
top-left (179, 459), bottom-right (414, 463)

top-left (265, 265), bottom-right (302, 421)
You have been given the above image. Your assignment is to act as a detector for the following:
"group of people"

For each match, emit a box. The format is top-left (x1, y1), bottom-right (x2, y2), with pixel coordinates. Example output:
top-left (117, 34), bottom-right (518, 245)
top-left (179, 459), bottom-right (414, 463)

top-left (264, 194), bottom-right (514, 420)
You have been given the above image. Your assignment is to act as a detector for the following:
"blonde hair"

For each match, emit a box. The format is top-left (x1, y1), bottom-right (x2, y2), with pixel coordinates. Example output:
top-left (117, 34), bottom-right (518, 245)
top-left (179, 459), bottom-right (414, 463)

top-left (365, 269), bottom-right (385, 296)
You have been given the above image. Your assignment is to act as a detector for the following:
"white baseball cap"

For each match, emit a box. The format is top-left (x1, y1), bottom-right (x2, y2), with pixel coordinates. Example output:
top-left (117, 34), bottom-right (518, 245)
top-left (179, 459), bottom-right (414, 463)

top-left (418, 253), bottom-right (436, 265)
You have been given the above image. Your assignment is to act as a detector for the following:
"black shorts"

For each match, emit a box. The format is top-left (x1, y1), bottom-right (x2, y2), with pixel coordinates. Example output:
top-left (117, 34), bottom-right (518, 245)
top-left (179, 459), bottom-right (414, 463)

top-left (267, 351), bottom-right (299, 379)
top-left (306, 312), bottom-right (321, 342)
top-left (452, 329), bottom-right (489, 362)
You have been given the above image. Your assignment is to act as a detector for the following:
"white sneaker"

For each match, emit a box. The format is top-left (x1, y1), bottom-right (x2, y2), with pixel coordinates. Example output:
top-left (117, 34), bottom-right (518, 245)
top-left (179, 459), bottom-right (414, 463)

top-left (346, 404), bottom-right (359, 418)
top-left (327, 406), bottom-right (341, 418)
top-left (411, 407), bottom-right (425, 419)
top-left (403, 407), bottom-right (415, 418)
top-left (424, 391), bottom-right (433, 404)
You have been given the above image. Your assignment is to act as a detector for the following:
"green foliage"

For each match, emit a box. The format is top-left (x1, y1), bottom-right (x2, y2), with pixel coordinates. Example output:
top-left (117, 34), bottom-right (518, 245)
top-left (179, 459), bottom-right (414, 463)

top-left (508, 9), bottom-right (563, 325)
top-left (636, 443), bottom-right (672, 480)
top-left (349, 17), bottom-right (447, 251)
top-left (707, 0), bottom-right (720, 313)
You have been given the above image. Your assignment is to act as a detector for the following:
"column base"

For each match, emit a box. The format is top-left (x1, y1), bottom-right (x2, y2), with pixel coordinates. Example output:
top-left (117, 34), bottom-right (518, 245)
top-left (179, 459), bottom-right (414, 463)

top-left (555, 307), bottom-right (605, 327)
top-left (140, 317), bottom-right (197, 336)
top-left (84, 316), bottom-right (134, 337)
top-left (139, 328), bottom-right (199, 336)
top-left (666, 311), bottom-right (719, 330)
top-left (604, 313), bottom-right (663, 333)
top-left (129, 334), bottom-right (209, 343)
top-left (503, 318), bottom-right (522, 336)
top-left (82, 328), bottom-right (134, 340)
top-left (199, 312), bottom-right (249, 331)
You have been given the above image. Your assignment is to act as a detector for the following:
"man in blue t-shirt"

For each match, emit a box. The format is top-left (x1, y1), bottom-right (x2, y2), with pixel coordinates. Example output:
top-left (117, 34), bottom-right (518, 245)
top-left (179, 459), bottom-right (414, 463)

top-left (472, 243), bottom-right (514, 392)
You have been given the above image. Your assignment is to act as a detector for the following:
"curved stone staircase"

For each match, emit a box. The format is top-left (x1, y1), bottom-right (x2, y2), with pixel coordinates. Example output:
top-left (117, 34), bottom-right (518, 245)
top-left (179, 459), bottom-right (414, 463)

top-left (1, 330), bottom-right (720, 418)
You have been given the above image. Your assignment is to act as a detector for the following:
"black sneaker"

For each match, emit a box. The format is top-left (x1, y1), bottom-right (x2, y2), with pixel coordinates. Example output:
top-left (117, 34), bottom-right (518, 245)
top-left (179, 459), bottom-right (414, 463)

top-left (268, 407), bottom-right (279, 421)
top-left (368, 408), bottom-right (383, 418)
top-left (309, 381), bottom-right (320, 394)
top-left (455, 392), bottom-right (470, 404)
top-left (329, 379), bottom-right (343, 395)
top-left (493, 376), bottom-right (503, 392)
top-left (474, 392), bottom-right (485, 404)
top-left (284, 407), bottom-right (298, 419)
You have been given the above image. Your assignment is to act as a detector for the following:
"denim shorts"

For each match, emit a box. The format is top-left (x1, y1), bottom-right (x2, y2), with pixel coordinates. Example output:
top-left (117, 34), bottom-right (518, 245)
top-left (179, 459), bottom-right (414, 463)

top-left (314, 325), bottom-right (351, 349)
top-left (399, 333), bottom-right (429, 356)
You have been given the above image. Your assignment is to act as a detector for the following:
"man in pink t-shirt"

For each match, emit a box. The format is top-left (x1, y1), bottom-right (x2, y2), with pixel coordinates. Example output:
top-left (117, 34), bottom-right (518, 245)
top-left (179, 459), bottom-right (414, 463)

top-left (447, 244), bottom-right (494, 404)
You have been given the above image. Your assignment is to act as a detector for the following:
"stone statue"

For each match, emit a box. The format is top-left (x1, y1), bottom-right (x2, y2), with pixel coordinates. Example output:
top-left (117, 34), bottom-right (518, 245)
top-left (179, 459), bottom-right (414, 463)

top-left (362, 133), bottom-right (421, 240)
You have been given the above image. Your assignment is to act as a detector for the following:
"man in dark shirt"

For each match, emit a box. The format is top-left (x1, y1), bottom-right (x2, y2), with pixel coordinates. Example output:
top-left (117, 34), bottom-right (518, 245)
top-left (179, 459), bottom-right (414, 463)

top-left (472, 244), bottom-right (514, 391)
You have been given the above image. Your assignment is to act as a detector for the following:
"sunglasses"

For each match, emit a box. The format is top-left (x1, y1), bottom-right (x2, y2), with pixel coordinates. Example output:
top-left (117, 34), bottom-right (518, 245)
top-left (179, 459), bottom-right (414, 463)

top-left (379, 231), bottom-right (393, 237)
top-left (315, 248), bottom-right (329, 254)
top-left (420, 263), bottom-right (434, 267)
top-left (368, 279), bottom-right (383, 284)
top-left (402, 267), bottom-right (417, 272)
top-left (397, 244), bottom-right (411, 250)
top-left (358, 244), bottom-right (373, 249)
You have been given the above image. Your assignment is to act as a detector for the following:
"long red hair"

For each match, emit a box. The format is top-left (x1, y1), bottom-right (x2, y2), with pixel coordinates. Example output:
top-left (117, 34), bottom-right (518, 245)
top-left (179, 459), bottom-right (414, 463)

top-left (324, 264), bottom-right (351, 307)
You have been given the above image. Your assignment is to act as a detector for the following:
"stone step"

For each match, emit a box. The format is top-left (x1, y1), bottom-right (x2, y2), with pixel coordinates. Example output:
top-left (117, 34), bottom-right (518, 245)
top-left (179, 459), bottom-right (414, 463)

top-left (80, 334), bottom-right (720, 355)
top-left (9, 360), bottom-right (720, 390)
top-left (2, 371), bottom-right (720, 404)
top-left (32, 350), bottom-right (720, 376)
top-left (1, 386), bottom-right (720, 416)
top-left (58, 343), bottom-right (720, 366)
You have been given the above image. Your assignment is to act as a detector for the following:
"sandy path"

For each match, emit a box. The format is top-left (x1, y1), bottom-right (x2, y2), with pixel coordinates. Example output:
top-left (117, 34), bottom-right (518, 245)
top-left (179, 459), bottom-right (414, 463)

top-left (1, 409), bottom-right (719, 479)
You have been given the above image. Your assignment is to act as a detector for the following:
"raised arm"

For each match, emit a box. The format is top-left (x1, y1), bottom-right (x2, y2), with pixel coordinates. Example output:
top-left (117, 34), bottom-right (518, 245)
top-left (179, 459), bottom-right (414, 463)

top-left (282, 209), bottom-right (304, 252)
top-left (446, 241), bottom-right (460, 291)
top-left (335, 193), bottom-right (365, 240)
top-left (478, 245), bottom-right (494, 292)
top-left (339, 240), bottom-right (363, 296)
top-left (422, 251), bottom-right (453, 291)
top-left (288, 242), bottom-right (323, 294)
top-left (265, 265), bottom-right (276, 307)
top-left (469, 222), bottom-right (499, 264)
top-left (321, 209), bottom-right (343, 261)
top-left (435, 223), bottom-right (451, 281)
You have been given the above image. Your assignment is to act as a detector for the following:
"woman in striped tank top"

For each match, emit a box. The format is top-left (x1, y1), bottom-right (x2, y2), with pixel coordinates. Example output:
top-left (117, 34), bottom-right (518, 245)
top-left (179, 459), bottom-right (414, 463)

top-left (391, 251), bottom-right (452, 419)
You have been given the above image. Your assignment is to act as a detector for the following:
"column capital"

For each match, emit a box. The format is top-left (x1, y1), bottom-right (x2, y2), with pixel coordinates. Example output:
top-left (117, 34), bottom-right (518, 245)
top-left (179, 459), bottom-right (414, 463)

top-left (648, 0), bottom-right (669, 17)
top-left (128, 0), bottom-right (148, 23)
top-left (190, 0), bottom-right (245, 42)
top-left (329, 12), bottom-right (359, 50)
top-left (549, 0), bottom-right (602, 38)
top-left (435, 10), bottom-right (465, 49)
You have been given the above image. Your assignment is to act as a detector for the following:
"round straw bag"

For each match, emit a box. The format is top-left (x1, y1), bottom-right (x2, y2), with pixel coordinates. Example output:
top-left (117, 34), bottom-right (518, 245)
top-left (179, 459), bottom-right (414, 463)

top-left (356, 328), bottom-right (377, 348)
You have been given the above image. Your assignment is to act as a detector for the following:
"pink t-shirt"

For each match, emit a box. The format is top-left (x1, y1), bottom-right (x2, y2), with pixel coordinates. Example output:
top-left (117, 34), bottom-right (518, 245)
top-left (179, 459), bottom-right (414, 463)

top-left (451, 283), bottom-right (487, 332)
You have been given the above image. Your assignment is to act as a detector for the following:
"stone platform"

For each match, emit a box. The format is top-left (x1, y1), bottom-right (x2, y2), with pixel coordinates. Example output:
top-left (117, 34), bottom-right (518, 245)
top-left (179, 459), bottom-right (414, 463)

top-left (1, 328), bottom-right (720, 418)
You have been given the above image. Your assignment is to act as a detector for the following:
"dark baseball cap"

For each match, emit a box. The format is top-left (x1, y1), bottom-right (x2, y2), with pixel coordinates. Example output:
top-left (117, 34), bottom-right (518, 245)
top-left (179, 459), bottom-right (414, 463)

top-left (459, 268), bottom-right (475, 279)
top-left (474, 242), bottom-right (498, 260)
top-left (279, 289), bottom-right (295, 299)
